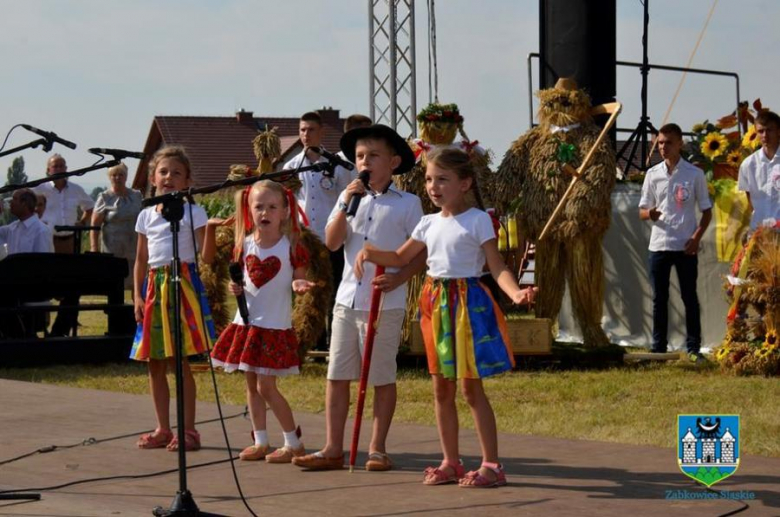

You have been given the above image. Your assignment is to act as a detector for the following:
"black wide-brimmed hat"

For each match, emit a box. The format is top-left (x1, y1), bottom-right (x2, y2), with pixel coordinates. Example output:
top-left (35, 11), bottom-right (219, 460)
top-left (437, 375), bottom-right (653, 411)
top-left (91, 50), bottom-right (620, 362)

top-left (339, 124), bottom-right (415, 175)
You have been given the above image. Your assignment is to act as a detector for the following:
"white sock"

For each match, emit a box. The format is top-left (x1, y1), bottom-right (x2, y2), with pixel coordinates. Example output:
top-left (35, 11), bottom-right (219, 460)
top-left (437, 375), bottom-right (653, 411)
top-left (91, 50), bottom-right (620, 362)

top-left (283, 430), bottom-right (301, 448)
top-left (253, 430), bottom-right (269, 447)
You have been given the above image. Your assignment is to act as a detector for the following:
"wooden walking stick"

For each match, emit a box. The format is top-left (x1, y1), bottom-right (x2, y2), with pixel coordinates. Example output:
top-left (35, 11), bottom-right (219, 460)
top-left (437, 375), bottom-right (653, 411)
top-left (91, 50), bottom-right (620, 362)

top-left (349, 265), bottom-right (386, 473)
top-left (538, 102), bottom-right (623, 241)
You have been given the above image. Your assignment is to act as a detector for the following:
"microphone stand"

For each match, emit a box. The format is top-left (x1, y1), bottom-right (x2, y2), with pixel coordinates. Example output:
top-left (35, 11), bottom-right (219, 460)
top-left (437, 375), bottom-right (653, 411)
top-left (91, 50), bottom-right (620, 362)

top-left (143, 161), bottom-right (336, 206)
top-left (145, 158), bottom-right (339, 516)
top-left (0, 159), bottom-right (121, 195)
top-left (0, 138), bottom-right (52, 158)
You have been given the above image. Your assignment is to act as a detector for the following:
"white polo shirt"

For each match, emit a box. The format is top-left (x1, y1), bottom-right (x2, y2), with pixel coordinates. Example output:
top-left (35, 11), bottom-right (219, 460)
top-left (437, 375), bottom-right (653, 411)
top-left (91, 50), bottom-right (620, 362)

top-left (639, 158), bottom-right (712, 252)
top-left (738, 146), bottom-right (780, 229)
top-left (286, 150), bottom-right (353, 241)
top-left (33, 181), bottom-right (95, 237)
top-left (327, 183), bottom-right (423, 311)
top-left (0, 215), bottom-right (54, 255)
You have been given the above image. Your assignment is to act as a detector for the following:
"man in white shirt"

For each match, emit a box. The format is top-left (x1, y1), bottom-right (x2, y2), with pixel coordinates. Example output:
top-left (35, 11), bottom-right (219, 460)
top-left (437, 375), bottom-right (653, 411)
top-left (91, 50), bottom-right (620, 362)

top-left (285, 112), bottom-right (368, 351)
top-left (639, 123), bottom-right (712, 362)
top-left (33, 154), bottom-right (94, 336)
top-left (34, 154), bottom-right (94, 254)
top-left (738, 110), bottom-right (780, 230)
top-left (0, 188), bottom-right (54, 255)
top-left (293, 124), bottom-right (425, 472)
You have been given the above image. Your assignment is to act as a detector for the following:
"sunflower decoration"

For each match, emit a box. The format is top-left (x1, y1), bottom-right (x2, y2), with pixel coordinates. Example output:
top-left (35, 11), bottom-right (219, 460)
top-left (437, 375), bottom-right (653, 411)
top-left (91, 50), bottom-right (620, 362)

top-left (764, 329), bottom-right (778, 348)
top-left (742, 125), bottom-right (761, 151)
top-left (715, 346), bottom-right (731, 362)
top-left (701, 132), bottom-right (729, 160)
top-left (726, 149), bottom-right (744, 168)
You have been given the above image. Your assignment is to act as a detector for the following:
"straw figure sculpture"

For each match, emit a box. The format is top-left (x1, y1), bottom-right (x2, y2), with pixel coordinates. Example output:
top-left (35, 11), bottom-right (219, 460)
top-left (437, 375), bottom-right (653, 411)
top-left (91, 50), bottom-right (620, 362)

top-left (714, 226), bottom-right (780, 376)
top-left (496, 78), bottom-right (616, 348)
top-left (198, 127), bottom-right (332, 353)
top-left (395, 103), bottom-right (495, 345)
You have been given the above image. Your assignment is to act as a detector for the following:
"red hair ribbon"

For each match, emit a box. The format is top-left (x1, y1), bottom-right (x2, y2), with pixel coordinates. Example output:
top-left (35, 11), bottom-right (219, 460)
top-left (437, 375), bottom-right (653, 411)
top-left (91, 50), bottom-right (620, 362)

top-left (285, 188), bottom-right (309, 233)
top-left (241, 186), bottom-right (253, 233)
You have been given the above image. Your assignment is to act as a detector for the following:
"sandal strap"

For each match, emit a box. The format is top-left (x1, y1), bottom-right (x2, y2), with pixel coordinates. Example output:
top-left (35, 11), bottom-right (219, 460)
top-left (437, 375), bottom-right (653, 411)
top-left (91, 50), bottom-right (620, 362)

top-left (480, 461), bottom-right (502, 473)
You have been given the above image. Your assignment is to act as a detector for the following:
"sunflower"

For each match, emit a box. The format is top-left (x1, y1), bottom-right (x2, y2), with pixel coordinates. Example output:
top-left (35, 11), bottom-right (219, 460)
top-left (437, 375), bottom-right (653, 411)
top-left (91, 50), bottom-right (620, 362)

top-left (765, 329), bottom-right (778, 346)
top-left (716, 346), bottom-right (731, 361)
top-left (726, 150), bottom-right (743, 168)
top-left (701, 132), bottom-right (729, 160)
top-left (742, 125), bottom-right (761, 151)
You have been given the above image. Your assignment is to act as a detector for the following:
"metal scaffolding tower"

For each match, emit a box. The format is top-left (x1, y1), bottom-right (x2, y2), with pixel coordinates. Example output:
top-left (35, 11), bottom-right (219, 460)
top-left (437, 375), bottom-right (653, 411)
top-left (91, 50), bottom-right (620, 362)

top-left (369, 0), bottom-right (417, 138)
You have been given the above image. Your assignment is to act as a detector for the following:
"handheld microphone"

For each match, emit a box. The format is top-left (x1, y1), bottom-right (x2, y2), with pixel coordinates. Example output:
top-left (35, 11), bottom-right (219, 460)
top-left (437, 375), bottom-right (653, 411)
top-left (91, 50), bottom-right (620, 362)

top-left (228, 262), bottom-right (250, 325)
top-left (310, 147), bottom-right (355, 171)
top-left (21, 124), bottom-right (77, 150)
top-left (346, 171), bottom-right (370, 217)
top-left (88, 148), bottom-right (145, 160)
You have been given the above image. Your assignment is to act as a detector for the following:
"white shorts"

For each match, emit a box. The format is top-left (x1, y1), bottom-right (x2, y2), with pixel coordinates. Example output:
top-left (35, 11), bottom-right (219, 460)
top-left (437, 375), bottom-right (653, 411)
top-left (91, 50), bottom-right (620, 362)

top-left (327, 304), bottom-right (405, 386)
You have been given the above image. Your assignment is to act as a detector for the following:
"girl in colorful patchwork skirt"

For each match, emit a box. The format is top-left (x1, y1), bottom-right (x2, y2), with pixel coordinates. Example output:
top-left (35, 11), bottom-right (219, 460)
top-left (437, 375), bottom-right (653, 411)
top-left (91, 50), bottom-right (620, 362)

top-left (208, 180), bottom-right (315, 463)
top-left (132, 146), bottom-right (217, 452)
top-left (356, 147), bottom-right (536, 488)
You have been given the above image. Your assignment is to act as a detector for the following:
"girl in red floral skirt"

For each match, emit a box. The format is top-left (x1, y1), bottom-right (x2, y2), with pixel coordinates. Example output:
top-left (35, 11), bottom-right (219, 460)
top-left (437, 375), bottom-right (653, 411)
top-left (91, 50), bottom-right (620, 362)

top-left (209, 180), bottom-right (315, 463)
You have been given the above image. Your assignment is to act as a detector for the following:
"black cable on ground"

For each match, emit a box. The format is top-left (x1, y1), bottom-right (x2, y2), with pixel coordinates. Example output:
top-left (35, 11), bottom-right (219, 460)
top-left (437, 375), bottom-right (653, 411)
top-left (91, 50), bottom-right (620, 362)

top-left (0, 456), bottom-right (237, 495)
top-left (0, 410), bottom-right (247, 468)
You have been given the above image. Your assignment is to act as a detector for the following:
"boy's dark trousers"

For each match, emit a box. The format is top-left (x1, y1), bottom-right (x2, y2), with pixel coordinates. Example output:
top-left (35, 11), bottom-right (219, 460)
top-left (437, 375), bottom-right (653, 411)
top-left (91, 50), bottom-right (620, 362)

top-left (649, 250), bottom-right (701, 353)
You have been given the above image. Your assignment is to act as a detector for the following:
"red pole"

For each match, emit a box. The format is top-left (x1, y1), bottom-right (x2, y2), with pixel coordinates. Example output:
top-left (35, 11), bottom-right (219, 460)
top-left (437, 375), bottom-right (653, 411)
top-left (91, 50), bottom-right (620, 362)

top-left (349, 265), bottom-right (385, 472)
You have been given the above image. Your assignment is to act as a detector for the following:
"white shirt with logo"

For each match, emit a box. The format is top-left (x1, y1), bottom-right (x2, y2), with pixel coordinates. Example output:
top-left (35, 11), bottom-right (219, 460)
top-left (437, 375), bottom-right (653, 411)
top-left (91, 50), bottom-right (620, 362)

top-left (327, 184), bottom-right (423, 311)
top-left (738, 147), bottom-right (780, 229)
top-left (286, 150), bottom-right (353, 241)
top-left (233, 235), bottom-right (294, 330)
top-left (639, 158), bottom-right (712, 252)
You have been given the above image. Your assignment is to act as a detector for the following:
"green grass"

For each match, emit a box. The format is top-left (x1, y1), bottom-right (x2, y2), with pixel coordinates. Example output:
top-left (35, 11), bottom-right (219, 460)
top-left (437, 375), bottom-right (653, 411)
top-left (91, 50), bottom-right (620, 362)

top-left (2, 358), bottom-right (778, 458)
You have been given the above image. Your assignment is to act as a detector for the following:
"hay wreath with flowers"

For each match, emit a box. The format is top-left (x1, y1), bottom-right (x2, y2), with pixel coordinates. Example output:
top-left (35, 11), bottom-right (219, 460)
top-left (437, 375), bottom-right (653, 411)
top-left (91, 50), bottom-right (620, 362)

top-left (714, 225), bottom-right (780, 376)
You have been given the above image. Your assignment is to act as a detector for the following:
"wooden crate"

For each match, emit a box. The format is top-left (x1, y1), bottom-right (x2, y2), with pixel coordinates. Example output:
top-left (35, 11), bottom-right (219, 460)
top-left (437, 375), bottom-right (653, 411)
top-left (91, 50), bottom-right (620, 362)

top-left (408, 317), bottom-right (552, 356)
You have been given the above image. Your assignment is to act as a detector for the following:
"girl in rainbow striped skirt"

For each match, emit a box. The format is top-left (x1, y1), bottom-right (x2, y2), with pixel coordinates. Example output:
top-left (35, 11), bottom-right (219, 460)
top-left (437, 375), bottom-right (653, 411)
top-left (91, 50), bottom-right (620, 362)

top-left (355, 147), bottom-right (536, 488)
top-left (131, 146), bottom-right (217, 452)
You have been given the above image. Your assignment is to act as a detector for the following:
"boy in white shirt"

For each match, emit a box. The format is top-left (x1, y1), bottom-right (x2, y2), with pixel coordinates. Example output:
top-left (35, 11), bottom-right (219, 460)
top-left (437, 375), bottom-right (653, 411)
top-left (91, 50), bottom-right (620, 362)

top-left (293, 125), bottom-right (425, 472)
top-left (639, 123), bottom-right (711, 362)
top-left (738, 110), bottom-right (780, 230)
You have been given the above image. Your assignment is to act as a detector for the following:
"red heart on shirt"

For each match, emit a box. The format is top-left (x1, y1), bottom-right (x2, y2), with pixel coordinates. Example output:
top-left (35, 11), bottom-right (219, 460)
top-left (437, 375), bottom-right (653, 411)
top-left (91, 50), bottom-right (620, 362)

top-left (245, 254), bottom-right (281, 289)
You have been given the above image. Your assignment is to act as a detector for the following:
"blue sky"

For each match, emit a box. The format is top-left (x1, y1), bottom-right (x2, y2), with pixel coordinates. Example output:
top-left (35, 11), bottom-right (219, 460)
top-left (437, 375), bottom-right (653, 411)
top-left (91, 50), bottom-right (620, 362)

top-left (1, 0), bottom-right (777, 192)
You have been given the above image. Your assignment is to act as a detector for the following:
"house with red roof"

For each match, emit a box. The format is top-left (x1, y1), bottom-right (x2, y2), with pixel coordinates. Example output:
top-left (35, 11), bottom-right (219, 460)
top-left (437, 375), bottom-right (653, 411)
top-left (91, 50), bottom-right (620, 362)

top-left (131, 107), bottom-right (347, 193)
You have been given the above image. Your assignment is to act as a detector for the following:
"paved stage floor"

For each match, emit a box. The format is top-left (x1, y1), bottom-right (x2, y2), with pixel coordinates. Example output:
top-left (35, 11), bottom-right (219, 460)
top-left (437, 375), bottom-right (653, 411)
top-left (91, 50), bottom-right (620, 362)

top-left (1, 379), bottom-right (778, 516)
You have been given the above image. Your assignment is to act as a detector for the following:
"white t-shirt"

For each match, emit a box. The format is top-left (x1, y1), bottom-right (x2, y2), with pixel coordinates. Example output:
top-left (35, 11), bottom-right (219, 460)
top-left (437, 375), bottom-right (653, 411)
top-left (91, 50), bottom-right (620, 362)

top-left (233, 235), bottom-right (295, 330)
top-left (135, 204), bottom-right (207, 267)
top-left (0, 215), bottom-right (54, 255)
top-left (738, 147), bottom-right (780, 229)
top-left (327, 184), bottom-right (423, 311)
top-left (412, 208), bottom-right (495, 278)
top-left (286, 150), bottom-right (353, 241)
top-left (639, 158), bottom-right (712, 252)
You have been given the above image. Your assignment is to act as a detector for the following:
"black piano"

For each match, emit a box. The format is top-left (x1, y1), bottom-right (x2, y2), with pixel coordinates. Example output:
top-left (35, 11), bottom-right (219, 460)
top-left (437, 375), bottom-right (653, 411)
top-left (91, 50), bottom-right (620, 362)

top-left (0, 253), bottom-right (136, 365)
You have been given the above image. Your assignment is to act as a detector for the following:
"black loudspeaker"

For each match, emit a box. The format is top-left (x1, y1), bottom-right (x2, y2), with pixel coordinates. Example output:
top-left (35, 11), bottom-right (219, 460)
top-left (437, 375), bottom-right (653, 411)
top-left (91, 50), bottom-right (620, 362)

top-left (539, 0), bottom-right (616, 107)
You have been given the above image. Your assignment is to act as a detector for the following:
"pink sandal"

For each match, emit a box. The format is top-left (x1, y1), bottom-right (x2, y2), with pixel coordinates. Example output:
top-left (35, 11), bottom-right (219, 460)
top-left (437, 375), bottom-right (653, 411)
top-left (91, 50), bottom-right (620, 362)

top-left (459, 462), bottom-right (507, 488)
top-left (166, 429), bottom-right (201, 452)
top-left (137, 429), bottom-right (173, 449)
top-left (423, 460), bottom-right (465, 485)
